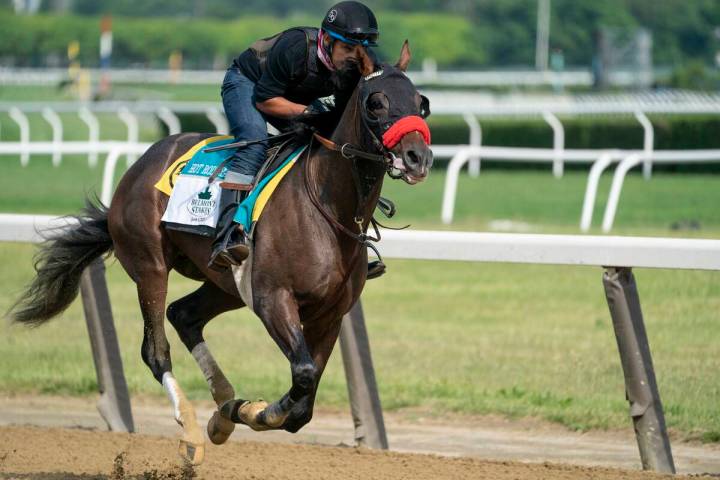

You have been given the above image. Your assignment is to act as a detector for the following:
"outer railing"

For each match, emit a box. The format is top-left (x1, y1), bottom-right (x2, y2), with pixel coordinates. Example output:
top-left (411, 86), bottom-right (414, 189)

top-left (3, 141), bottom-right (719, 234)
top-left (0, 67), bottom-right (625, 87)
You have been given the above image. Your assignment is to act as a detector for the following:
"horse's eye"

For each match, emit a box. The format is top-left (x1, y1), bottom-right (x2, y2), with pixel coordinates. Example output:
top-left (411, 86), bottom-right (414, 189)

top-left (366, 94), bottom-right (388, 117)
top-left (419, 95), bottom-right (431, 119)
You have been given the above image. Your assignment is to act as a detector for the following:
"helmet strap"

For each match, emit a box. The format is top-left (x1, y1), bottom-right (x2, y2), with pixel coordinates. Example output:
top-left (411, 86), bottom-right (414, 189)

top-left (317, 29), bottom-right (336, 71)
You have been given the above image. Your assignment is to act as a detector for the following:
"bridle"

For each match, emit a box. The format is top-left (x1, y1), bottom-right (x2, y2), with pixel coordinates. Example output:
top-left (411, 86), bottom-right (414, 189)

top-left (310, 66), bottom-right (431, 179)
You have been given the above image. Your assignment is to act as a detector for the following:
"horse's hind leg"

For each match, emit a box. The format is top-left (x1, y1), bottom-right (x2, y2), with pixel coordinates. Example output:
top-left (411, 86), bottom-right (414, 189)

top-left (166, 281), bottom-right (245, 445)
top-left (135, 271), bottom-right (205, 465)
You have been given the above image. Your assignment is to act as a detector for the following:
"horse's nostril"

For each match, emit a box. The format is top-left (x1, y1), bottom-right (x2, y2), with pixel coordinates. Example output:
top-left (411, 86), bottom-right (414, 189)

top-left (405, 150), bottom-right (420, 167)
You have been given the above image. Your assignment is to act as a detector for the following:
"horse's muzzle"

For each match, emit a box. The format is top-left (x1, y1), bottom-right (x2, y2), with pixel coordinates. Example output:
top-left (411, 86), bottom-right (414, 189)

top-left (395, 133), bottom-right (433, 184)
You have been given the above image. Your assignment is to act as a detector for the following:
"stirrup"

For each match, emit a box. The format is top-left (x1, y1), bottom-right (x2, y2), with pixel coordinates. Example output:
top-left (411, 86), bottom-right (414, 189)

top-left (367, 260), bottom-right (386, 280)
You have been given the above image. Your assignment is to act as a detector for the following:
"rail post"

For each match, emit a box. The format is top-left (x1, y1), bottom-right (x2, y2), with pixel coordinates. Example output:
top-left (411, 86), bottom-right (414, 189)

top-left (80, 257), bottom-right (134, 433)
top-left (339, 300), bottom-right (389, 449)
top-left (206, 107), bottom-right (229, 135)
top-left (602, 153), bottom-right (642, 233)
top-left (542, 111), bottom-right (565, 178)
top-left (602, 267), bottom-right (675, 473)
top-left (441, 148), bottom-right (473, 225)
top-left (118, 107), bottom-right (139, 166)
top-left (41, 107), bottom-right (63, 167)
top-left (101, 146), bottom-right (125, 206)
top-left (634, 111), bottom-right (654, 180)
top-left (580, 152), bottom-right (614, 232)
top-left (79, 107), bottom-right (100, 167)
top-left (463, 112), bottom-right (482, 177)
top-left (158, 107), bottom-right (181, 136)
top-left (9, 107), bottom-right (30, 166)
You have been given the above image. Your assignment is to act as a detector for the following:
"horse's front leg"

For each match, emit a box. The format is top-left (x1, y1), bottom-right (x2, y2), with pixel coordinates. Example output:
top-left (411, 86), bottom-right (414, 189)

top-left (280, 313), bottom-right (343, 432)
top-left (221, 290), bottom-right (338, 432)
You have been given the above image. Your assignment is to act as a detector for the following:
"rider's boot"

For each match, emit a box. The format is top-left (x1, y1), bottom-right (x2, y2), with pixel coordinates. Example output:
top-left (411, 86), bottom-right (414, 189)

top-left (208, 187), bottom-right (250, 271)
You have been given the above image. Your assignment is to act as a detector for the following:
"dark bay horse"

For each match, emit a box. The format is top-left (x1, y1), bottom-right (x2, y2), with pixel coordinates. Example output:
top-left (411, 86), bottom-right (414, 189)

top-left (10, 43), bottom-right (432, 465)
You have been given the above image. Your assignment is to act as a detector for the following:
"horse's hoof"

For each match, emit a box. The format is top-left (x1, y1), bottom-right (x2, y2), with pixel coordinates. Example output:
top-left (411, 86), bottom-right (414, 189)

top-left (238, 400), bottom-right (272, 431)
top-left (178, 439), bottom-right (205, 465)
top-left (207, 410), bottom-right (235, 445)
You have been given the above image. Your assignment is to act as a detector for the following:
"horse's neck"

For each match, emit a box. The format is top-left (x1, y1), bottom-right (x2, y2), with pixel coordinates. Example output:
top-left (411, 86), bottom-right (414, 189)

top-left (315, 95), bottom-right (385, 227)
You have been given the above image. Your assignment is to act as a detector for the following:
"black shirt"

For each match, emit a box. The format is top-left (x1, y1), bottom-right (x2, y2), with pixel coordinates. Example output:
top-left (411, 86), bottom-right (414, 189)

top-left (233, 28), bottom-right (337, 106)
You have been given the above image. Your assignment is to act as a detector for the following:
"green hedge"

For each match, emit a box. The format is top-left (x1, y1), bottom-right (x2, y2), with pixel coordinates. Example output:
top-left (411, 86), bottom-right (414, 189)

top-left (0, 10), bottom-right (483, 69)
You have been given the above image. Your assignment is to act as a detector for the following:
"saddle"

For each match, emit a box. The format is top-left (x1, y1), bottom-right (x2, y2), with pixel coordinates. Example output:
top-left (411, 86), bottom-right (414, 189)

top-left (156, 135), bottom-right (307, 238)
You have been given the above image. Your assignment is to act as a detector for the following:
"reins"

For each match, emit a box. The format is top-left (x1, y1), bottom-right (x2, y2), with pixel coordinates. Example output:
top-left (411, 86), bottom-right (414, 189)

top-left (312, 131), bottom-right (386, 164)
top-left (301, 131), bottom-right (386, 323)
top-left (303, 134), bottom-right (382, 245)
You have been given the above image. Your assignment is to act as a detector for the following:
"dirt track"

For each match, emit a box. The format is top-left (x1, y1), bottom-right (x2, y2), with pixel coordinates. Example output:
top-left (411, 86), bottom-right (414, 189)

top-left (1, 395), bottom-right (718, 479)
top-left (0, 425), bottom-right (690, 480)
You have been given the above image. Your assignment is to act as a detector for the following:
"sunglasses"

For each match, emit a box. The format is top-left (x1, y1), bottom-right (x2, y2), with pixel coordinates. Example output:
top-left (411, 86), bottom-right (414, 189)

top-left (326, 29), bottom-right (379, 47)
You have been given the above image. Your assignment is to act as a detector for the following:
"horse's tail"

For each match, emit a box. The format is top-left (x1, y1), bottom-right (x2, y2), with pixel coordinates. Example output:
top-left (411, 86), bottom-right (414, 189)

top-left (10, 198), bottom-right (114, 327)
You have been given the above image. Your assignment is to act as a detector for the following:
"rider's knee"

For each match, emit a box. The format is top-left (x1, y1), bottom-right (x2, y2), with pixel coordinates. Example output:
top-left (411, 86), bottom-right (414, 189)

top-left (229, 145), bottom-right (266, 176)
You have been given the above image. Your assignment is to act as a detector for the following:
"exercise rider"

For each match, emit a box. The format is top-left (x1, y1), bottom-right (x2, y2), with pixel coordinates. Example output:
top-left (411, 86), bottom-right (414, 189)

top-left (210, 1), bottom-right (383, 273)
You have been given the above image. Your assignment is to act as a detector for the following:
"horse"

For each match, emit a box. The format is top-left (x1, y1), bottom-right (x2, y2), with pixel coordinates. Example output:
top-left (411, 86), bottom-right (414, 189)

top-left (10, 42), bottom-right (432, 465)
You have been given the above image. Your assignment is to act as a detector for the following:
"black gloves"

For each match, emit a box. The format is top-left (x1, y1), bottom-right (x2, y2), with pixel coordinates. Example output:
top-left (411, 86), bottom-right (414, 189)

top-left (293, 96), bottom-right (339, 136)
top-left (303, 98), bottom-right (334, 116)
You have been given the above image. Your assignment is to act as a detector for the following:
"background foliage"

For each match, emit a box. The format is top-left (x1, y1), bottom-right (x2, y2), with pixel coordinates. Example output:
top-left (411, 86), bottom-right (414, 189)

top-left (1, 0), bottom-right (720, 69)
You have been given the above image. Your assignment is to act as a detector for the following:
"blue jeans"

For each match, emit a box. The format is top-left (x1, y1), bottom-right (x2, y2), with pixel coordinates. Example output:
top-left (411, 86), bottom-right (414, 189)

top-left (221, 67), bottom-right (268, 177)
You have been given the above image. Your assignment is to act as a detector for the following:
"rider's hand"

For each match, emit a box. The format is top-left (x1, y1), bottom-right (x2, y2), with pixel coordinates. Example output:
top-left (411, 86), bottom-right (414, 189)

top-left (291, 121), bottom-right (315, 139)
top-left (302, 97), bottom-right (334, 116)
top-left (294, 97), bottom-right (338, 136)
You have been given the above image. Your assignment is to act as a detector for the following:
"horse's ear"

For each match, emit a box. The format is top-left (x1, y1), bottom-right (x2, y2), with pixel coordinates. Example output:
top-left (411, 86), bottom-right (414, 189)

top-left (358, 47), bottom-right (375, 76)
top-left (396, 40), bottom-right (411, 72)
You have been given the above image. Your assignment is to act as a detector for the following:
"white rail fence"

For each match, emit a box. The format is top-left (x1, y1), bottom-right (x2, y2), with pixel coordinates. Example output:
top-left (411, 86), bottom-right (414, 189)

top-left (0, 67), bottom-right (640, 88)
top-left (3, 214), bottom-right (719, 474)
top-left (441, 146), bottom-right (720, 231)
top-left (0, 142), bottom-right (151, 206)
top-left (2, 89), bottom-right (720, 170)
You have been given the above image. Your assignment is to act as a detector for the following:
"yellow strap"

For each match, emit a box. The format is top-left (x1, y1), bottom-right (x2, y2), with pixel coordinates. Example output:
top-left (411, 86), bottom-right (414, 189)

top-left (154, 135), bottom-right (233, 196)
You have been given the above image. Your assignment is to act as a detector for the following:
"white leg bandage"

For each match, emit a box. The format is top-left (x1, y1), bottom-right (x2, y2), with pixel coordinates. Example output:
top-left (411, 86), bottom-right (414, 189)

top-left (162, 372), bottom-right (183, 422)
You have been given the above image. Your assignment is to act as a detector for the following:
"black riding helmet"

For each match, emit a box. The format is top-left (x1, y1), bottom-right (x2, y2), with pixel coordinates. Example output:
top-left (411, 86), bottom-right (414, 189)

top-left (321, 1), bottom-right (379, 47)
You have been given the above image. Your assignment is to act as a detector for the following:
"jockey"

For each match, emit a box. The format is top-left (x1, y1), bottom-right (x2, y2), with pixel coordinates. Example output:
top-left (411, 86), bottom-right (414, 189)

top-left (210, 0), bottom-right (380, 272)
